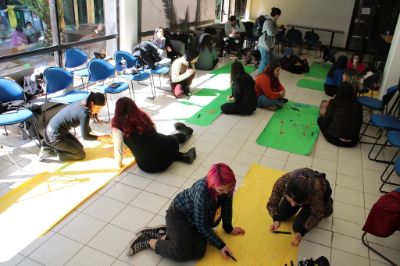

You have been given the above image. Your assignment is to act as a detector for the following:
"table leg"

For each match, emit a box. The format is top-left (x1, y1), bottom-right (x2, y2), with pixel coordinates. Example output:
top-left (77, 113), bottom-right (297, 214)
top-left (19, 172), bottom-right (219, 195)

top-left (330, 32), bottom-right (335, 47)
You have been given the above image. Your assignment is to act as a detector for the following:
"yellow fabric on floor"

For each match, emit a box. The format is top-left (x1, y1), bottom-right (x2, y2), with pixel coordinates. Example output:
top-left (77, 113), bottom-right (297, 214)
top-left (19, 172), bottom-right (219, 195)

top-left (196, 164), bottom-right (298, 266)
top-left (0, 138), bottom-right (135, 262)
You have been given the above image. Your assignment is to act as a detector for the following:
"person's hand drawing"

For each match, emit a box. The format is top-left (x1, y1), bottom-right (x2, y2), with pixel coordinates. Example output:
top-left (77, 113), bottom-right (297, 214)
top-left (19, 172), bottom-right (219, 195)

top-left (220, 245), bottom-right (233, 259)
top-left (291, 232), bottom-right (303, 247)
top-left (230, 227), bottom-right (245, 235)
top-left (269, 220), bottom-right (280, 232)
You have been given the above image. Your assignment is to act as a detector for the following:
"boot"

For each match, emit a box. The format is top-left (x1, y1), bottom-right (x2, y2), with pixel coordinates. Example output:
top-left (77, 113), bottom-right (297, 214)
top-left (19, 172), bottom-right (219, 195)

top-left (180, 147), bottom-right (196, 164)
top-left (174, 122), bottom-right (193, 140)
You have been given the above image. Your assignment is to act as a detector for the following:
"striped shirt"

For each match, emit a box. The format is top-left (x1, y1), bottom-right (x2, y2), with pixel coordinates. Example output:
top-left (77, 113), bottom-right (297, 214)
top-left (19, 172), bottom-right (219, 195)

top-left (173, 178), bottom-right (233, 249)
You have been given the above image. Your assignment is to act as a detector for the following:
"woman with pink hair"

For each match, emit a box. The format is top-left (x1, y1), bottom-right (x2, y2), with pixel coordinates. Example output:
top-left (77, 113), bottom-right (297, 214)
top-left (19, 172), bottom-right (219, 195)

top-left (126, 163), bottom-right (245, 262)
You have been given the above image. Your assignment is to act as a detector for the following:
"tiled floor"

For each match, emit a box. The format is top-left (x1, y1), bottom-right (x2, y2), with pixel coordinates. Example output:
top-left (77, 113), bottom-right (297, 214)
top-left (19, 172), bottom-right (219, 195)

top-left (1, 55), bottom-right (400, 266)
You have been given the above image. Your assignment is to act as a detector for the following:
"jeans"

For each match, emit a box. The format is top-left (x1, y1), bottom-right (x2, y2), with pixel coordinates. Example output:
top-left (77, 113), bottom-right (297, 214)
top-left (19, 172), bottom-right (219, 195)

top-left (155, 205), bottom-right (207, 262)
top-left (257, 95), bottom-right (285, 108)
top-left (258, 46), bottom-right (273, 73)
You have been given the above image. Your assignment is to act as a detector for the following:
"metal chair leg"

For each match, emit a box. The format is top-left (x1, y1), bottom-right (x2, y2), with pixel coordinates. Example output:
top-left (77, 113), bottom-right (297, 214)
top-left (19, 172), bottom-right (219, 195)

top-left (361, 232), bottom-right (398, 266)
top-left (2, 125), bottom-right (8, 136)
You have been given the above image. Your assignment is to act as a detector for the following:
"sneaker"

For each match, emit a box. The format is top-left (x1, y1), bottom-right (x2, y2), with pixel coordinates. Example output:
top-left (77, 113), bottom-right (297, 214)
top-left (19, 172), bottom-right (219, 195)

top-left (38, 146), bottom-right (56, 162)
top-left (174, 122), bottom-right (193, 140)
top-left (126, 233), bottom-right (150, 256)
top-left (136, 225), bottom-right (167, 239)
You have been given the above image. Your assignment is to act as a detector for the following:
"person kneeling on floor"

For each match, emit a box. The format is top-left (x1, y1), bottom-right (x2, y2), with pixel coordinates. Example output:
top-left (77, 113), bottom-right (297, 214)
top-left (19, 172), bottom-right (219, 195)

top-left (255, 61), bottom-right (288, 111)
top-left (170, 50), bottom-right (199, 98)
top-left (39, 92), bottom-right (108, 162)
top-left (127, 163), bottom-right (245, 262)
top-left (267, 168), bottom-right (333, 247)
top-left (111, 97), bottom-right (196, 172)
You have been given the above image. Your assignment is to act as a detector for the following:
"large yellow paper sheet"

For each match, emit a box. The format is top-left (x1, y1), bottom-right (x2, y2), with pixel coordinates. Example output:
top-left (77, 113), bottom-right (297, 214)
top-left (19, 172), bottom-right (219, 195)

top-left (197, 164), bottom-right (298, 266)
top-left (0, 138), bottom-right (135, 262)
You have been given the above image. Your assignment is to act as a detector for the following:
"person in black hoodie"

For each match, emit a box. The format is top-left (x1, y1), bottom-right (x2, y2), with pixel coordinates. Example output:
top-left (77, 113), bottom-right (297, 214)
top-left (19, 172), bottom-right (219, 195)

top-left (221, 60), bottom-right (257, 115)
top-left (317, 82), bottom-right (362, 147)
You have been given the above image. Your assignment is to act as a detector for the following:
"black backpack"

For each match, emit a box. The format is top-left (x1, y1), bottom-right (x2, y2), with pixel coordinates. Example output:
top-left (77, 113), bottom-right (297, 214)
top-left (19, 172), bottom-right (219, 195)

top-left (255, 15), bottom-right (267, 36)
top-left (132, 41), bottom-right (162, 69)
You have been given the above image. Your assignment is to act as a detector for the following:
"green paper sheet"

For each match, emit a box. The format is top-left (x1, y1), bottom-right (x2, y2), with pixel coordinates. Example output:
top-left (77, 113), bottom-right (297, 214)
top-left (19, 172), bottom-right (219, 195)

top-left (256, 102), bottom-right (319, 155)
top-left (211, 62), bottom-right (256, 75)
top-left (304, 62), bottom-right (331, 79)
top-left (297, 78), bottom-right (325, 91)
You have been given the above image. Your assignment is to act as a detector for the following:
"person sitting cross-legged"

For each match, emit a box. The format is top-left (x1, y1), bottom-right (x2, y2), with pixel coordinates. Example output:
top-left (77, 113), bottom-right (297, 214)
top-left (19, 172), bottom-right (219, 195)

top-left (255, 61), bottom-right (288, 111)
top-left (127, 163), bottom-right (245, 262)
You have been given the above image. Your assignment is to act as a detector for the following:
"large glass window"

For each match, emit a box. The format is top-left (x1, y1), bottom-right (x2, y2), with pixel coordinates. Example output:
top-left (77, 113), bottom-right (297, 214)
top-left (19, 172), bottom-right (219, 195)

top-left (0, 0), bottom-right (53, 57)
top-left (0, 0), bottom-right (119, 75)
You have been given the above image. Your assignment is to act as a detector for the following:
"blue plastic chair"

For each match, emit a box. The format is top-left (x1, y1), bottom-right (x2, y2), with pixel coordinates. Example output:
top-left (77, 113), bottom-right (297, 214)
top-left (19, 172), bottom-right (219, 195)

top-left (64, 48), bottom-right (89, 86)
top-left (0, 78), bottom-right (35, 137)
top-left (44, 67), bottom-right (89, 124)
top-left (378, 131), bottom-right (400, 193)
top-left (146, 65), bottom-right (170, 100)
top-left (113, 50), bottom-right (151, 99)
top-left (87, 59), bottom-right (130, 121)
top-left (359, 84), bottom-right (399, 142)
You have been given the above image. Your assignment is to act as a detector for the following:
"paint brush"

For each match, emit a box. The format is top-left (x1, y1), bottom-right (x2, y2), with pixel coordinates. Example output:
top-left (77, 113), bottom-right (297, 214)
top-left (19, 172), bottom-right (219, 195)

top-left (273, 230), bottom-right (292, 234)
top-left (225, 252), bottom-right (238, 262)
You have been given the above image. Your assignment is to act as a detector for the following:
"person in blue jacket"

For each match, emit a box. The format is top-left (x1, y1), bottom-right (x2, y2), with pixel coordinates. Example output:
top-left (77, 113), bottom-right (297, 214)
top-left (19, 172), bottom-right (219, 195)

top-left (324, 55), bottom-right (348, 96)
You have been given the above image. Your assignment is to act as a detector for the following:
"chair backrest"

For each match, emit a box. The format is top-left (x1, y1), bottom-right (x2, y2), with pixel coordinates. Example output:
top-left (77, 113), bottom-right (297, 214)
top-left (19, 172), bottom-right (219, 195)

top-left (382, 85), bottom-right (398, 106)
top-left (0, 78), bottom-right (25, 102)
top-left (87, 59), bottom-right (115, 83)
top-left (304, 31), bottom-right (320, 42)
top-left (65, 48), bottom-right (88, 68)
top-left (114, 51), bottom-right (138, 72)
top-left (44, 67), bottom-right (74, 94)
top-left (242, 21), bottom-right (255, 38)
top-left (285, 29), bottom-right (303, 42)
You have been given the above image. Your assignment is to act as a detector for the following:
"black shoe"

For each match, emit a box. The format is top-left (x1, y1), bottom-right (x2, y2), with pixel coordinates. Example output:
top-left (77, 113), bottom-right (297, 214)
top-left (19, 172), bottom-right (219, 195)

top-left (181, 147), bottom-right (196, 164)
top-left (174, 122), bottom-right (193, 140)
top-left (282, 98), bottom-right (289, 103)
top-left (126, 233), bottom-right (150, 256)
top-left (136, 225), bottom-right (166, 239)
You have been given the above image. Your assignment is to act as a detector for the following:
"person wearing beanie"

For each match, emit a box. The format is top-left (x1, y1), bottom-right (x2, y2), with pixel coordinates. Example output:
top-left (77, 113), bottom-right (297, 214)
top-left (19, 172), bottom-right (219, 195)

top-left (170, 50), bottom-right (199, 97)
top-left (39, 92), bottom-right (108, 162)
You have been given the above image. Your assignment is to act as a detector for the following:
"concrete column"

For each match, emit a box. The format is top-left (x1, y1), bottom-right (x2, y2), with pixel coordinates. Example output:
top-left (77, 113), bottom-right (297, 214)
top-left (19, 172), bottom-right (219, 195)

top-left (119, 0), bottom-right (138, 52)
top-left (380, 15), bottom-right (400, 96)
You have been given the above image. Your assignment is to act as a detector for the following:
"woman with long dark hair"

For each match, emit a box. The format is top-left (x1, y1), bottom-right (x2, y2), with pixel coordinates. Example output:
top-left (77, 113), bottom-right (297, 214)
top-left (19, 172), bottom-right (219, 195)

top-left (267, 168), bottom-right (333, 247)
top-left (39, 92), bottom-right (107, 162)
top-left (152, 27), bottom-right (179, 60)
top-left (111, 97), bottom-right (196, 172)
top-left (195, 34), bottom-right (219, 71)
top-left (127, 163), bottom-right (245, 262)
top-left (318, 82), bottom-right (362, 147)
top-left (324, 55), bottom-right (348, 96)
top-left (347, 52), bottom-right (366, 74)
top-left (221, 60), bottom-right (257, 115)
top-left (255, 61), bottom-right (287, 110)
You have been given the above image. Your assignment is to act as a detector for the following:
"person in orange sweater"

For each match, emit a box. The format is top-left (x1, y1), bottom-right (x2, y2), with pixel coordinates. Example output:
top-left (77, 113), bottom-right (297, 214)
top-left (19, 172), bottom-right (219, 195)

top-left (255, 61), bottom-right (287, 110)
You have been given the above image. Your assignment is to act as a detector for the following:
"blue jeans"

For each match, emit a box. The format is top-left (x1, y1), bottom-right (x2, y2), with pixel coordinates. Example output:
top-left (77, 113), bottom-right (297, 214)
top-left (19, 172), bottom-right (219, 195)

top-left (258, 46), bottom-right (273, 73)
top-left (257, 95), bottom-right (285, 108)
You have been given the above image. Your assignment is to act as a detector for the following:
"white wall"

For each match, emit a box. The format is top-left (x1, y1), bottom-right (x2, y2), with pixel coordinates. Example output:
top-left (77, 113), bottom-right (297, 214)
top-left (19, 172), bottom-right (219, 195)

top-left (249, 0), bottom-right (356, 48)
top-left (380, 17), bottom-right (400, 96)
top-left (119, 0), bottom-right (138, 52)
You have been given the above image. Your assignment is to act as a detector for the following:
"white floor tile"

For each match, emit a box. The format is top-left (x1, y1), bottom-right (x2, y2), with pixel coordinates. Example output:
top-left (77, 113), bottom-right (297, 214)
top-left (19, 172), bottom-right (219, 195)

top-left (29, 234), bottom-right (83, 266)
top-left (82, 195), bottom-right (126, 222)
top-left (145, 181), bottom-right (178, 198)
top-left (332, 233), bottom-right (369, 257)
top-left (103, 182), bottom-right (141, 204)
top-left (0, 253), bottom-right (25, 266)
top-left (330, 248), bottom-right (369, 266)
top-left (65, 246), bottom-right (115, 266)
top-left (111, 205), bottom-right (154, 232)
top-left (130, 191), bottom-right (170, 214)
top-left (59, 213), bottom-right (106, 244)
top-left (87, 224), bottom-right (133, 257)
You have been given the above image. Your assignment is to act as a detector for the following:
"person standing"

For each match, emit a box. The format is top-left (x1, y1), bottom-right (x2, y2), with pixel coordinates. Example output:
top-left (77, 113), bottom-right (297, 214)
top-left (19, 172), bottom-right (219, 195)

top-left (257, 7), bottom-right (282, 74)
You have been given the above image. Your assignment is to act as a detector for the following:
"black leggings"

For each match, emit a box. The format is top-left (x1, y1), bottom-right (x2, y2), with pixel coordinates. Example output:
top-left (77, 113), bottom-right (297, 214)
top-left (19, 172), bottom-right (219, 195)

top-left (221, 102), bottom-right (254, 115)
top-left (45, 131), bottom-right (85, 161)
top-left (155, 205), bottom-right (207, 262)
